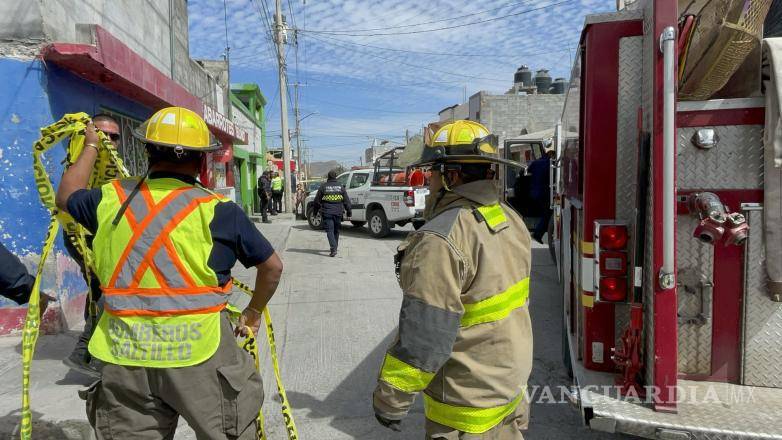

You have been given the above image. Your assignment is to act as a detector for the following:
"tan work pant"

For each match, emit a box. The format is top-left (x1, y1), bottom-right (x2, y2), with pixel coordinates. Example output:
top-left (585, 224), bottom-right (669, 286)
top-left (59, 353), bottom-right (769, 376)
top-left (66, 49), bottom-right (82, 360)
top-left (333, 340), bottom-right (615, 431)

top-left (82, 312), bottom-right (263, 440)
top-left (424, 399), bottom-right (529, 440)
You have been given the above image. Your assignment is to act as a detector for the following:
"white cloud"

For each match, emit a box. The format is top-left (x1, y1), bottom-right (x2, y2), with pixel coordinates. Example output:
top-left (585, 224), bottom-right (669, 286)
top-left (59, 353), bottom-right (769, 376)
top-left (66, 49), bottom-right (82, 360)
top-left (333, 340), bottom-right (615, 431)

top-left (189, 0), bottom-right (614, 165)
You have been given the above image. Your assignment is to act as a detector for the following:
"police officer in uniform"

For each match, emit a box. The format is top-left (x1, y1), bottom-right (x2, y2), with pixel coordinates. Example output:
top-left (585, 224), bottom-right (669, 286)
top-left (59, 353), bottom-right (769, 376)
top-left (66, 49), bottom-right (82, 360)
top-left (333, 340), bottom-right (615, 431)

top-left (314, 170), bottom-right (352, 257)
top-left (56, 107), bottom-right (283, 439)
top-left (373, 120), bottom-right (533, 439)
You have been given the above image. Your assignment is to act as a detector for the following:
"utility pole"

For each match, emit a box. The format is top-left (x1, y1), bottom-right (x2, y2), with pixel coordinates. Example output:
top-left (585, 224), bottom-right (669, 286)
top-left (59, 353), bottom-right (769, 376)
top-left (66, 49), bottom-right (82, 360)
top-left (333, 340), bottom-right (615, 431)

top-left (294, 82), bottom-right (303, 181)
top-left (274, 0), bottom-right (293, 212)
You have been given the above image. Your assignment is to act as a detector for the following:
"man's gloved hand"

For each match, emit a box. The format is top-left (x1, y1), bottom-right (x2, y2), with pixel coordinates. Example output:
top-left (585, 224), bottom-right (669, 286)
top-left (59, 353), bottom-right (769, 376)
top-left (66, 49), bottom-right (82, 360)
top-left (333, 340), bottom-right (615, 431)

top-left (375, 414), bottom-right (402, 432)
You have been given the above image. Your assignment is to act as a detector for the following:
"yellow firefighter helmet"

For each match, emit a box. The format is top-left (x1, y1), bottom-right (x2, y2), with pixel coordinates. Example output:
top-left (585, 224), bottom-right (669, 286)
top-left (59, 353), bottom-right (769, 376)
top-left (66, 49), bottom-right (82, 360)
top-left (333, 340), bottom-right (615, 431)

top-left (133, 107), bottom-right (219, 151)
top-left (410, 120), bottom-right (521, 168)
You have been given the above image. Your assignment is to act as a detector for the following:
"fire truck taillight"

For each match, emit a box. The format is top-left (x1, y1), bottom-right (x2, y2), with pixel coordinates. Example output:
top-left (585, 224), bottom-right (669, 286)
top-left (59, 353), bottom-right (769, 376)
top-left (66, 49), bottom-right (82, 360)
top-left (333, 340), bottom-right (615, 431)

top-left (594, 221), bottom-right (629, 303)
top-left (598, 225), bottom-right (628, 250)
top-left (599, 277), bottom-right (627, 302)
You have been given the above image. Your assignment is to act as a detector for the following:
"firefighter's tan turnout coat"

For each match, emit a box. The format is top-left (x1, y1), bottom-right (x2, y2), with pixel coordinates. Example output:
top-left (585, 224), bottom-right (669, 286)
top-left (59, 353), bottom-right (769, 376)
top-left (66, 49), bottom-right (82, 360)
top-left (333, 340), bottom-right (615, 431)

top-left (373, 179), bottom-right (533, 438)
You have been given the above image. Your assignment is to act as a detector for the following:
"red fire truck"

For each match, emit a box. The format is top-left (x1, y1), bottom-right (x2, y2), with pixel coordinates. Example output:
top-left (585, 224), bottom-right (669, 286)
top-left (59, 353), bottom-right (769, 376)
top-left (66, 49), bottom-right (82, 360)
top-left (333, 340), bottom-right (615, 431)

top-left (551, 0), bottom-right (782, 438)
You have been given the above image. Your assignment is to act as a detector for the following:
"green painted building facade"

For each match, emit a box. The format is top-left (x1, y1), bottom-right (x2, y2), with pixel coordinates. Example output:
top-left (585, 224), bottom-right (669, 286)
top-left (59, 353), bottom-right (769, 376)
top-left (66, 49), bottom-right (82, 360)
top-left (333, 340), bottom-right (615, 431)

top-left (230, 83), bottom-right (267, 214)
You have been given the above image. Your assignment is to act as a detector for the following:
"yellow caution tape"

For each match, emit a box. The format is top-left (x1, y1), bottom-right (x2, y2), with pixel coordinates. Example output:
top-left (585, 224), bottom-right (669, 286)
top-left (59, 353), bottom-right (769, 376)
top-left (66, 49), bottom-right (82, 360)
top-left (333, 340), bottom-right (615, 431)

top-left (231, 279), bottom-right (299, 440)
top-left (24, 113), bottom-right (120, 440)
top-left (26, 114), bottom-right (297, 440)
top-left (19, 217), bottom-right (59, 439)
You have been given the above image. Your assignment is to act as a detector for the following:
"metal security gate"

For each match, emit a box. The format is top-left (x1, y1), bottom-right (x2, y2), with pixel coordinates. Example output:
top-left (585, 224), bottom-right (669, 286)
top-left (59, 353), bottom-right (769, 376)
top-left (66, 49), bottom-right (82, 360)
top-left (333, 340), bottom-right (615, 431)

top-left (99, 109), bottom-right (148, 176)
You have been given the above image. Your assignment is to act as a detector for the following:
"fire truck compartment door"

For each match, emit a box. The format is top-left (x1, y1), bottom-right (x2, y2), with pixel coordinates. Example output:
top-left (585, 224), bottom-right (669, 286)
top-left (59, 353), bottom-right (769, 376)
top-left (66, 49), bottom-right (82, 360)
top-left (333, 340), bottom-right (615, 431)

top-left (763, 38), bottom-right (782, 298)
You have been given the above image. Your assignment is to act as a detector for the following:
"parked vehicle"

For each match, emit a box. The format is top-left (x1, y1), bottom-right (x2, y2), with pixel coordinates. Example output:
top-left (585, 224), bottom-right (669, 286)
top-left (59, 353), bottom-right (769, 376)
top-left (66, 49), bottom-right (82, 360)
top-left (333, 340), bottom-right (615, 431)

top-left (305, 148), bottom-right (428, 237)
top-left (544, 2), bottom-right (782, 439)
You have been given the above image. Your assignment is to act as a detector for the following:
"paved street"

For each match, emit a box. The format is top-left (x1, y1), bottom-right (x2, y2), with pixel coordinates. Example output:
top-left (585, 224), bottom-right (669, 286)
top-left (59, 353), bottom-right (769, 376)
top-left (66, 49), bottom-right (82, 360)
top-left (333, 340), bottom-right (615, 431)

top-left (0, 216), bottom-right (631, 439)
top-left (248, 217), bottom-right (631, 439)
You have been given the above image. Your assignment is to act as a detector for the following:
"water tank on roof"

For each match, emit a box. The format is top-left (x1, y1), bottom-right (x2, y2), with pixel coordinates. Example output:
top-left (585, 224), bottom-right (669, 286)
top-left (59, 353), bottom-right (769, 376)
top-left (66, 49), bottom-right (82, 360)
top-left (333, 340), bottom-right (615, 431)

top-left (534, 69), bottom-right (552, 94)
top-left (514, 65), bottom-right (532, 87)
top-left (550, 77), bottom-right (568, 94)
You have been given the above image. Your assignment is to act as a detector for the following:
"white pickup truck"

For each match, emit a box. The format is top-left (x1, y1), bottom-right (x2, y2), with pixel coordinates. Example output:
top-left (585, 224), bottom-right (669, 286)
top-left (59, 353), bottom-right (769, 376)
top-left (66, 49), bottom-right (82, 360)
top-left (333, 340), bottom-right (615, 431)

top-left (305, 149), bottom-right (429, 238)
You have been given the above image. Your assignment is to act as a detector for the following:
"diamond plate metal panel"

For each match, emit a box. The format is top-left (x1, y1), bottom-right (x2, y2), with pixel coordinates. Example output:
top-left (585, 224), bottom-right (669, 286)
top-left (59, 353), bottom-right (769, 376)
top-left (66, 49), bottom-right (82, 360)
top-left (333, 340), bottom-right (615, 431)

top-left (583, 379), bottom-right (782, 439)
top-left (676, 215), bottom-right (714, 375)
top-left (584, 8), bottom-right (643, 25)
top-left (615, 36), bottom-right (643, 348)
top-left (742, 209), bottom-right (782, 387)
top-left (641, 0), bottom-right (655, 388)
top-left (677, 125), bottom-right (764, 190)
top-left (616, 36), bottom-right (643, 224)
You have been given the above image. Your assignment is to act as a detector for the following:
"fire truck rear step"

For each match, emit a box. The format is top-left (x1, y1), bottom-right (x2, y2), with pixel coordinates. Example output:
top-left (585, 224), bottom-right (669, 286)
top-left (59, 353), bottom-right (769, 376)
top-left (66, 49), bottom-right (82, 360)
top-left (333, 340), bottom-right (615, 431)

top-left (575, 379), bottom-right (782, 439)
top-left (567, 318), bottom-right (782, 440)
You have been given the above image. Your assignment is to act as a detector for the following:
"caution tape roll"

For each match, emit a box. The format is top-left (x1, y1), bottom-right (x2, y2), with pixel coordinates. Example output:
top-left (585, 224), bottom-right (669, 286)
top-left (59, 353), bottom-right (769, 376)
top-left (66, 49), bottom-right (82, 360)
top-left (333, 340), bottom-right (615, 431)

top-left (26, 114), bottom-right (297, 440)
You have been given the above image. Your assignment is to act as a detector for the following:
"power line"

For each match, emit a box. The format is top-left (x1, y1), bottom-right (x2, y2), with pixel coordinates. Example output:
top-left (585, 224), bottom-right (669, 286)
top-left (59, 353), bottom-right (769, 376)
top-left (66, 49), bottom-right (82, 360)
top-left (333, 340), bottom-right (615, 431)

top-left (299, 0), bottom-right (534, 34)
top-left (305, 76), bottom-right (469, 90)
top-left (251, 0), bottom-right (279, 62)
top-left (305, 96), bottom-right (437, 114)
top-left (305, 33), bottom-right (511, 83)
top-left (297, 1), bottom-right (573, 37)
top-left (309, 32), bottom-right (572, 59)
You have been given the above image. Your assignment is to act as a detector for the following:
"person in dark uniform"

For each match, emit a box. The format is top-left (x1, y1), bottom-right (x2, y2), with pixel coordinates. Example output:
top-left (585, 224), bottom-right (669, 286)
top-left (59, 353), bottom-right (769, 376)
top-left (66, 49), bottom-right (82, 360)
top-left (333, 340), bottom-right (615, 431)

top-left (257, 171), bottom-right (272, 223)
top-left (527, 148), bottom-right (554, 243)
top-left (314, 170), bottom-right (352, 257)
top-left (0, 241), bottom-right (54, 316)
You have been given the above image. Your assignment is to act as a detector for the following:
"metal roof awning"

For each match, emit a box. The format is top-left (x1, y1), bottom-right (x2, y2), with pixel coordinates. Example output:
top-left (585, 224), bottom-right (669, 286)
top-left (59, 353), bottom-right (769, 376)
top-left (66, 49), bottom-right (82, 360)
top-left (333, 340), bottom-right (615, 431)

top-left (41, 24), bottom-right (247, 145)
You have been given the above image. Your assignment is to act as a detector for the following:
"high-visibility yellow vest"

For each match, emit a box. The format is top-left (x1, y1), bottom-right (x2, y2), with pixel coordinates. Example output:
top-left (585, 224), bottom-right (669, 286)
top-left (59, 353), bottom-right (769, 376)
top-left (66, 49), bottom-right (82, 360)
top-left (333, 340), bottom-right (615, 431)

top-left (271, 176), bottom-right (283, 191)
top-left (88, 178), bottom-right (230, 367)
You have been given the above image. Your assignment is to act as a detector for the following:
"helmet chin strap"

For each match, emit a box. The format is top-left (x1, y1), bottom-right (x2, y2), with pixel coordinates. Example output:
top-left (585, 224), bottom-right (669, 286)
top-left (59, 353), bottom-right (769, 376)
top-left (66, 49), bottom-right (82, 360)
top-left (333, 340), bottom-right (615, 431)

top-left (430, 164), bottom-right (456, 212)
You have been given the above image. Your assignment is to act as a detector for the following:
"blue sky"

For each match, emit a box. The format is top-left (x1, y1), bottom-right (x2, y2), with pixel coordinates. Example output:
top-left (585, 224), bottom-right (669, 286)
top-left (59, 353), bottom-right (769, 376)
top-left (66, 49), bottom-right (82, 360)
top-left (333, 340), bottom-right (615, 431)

top-left (188, 0), bottom-right (613, 165)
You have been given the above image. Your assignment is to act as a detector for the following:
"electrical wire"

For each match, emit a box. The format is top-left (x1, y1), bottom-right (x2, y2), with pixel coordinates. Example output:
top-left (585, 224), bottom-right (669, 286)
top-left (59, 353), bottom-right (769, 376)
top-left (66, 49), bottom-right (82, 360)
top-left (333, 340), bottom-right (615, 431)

top-left (307, 32), bottom-right (572, 59)
top-left (304, 76), bottom-right (469, 90)
top-left (305, 33), bottom-right (511, 83)
top-left (296, 1), bottom-right (573, 37)
top-left (299, 0), bottom-right (535, 34)
top-left (305, 97), bottom-right (438, 114)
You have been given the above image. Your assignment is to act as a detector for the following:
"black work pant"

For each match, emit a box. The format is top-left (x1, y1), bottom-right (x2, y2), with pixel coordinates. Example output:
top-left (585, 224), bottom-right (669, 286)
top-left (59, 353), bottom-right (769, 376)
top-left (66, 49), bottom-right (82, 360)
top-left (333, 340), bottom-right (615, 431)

top-left (532, 198), bottom-right (553, 241)
top-left (323, 214), bottom-right (342, 252)
top-left (272, 191), bottom-right (283, 213)
top-left (259, 193), bottom-right (269, 221)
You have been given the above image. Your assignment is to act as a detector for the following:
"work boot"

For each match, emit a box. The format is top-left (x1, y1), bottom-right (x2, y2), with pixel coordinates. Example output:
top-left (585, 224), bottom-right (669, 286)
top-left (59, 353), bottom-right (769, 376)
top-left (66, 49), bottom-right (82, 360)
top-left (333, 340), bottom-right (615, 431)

top-left (63, 314), bottom-right (102, 378)
top-left (329, 250), bottom-right (337, 257)
top-left (63, 349), bottom-right (102, 379)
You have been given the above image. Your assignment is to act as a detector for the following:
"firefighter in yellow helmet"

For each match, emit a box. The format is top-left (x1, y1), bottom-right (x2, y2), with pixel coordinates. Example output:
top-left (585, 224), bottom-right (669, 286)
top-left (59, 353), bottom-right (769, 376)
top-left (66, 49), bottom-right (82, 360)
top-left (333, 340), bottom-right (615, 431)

top-left (373, 120), bottom-right (533, 439)
top-left (55, 107), bottom-right (283, 439)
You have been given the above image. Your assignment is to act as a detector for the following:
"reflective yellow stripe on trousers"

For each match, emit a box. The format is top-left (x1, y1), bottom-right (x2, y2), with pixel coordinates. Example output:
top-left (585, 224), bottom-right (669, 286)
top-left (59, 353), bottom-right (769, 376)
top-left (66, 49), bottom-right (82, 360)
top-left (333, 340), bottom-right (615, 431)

top-left (424, 393), bottom-right (524, 434)
top-left (461, 277), bottom-right (530, 327)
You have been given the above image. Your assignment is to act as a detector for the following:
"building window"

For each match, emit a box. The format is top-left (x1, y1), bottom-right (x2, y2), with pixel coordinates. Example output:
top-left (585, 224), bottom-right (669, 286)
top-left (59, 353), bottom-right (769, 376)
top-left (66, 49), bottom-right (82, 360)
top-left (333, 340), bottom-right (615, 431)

top-left (99, 109), bottom-right (149, 176)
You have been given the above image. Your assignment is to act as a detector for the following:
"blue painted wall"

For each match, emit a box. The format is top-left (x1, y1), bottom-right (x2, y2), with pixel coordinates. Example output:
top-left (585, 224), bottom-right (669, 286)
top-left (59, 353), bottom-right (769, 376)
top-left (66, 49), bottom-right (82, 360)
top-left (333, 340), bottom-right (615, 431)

top-left (0, 57), bottom-right (151, 315)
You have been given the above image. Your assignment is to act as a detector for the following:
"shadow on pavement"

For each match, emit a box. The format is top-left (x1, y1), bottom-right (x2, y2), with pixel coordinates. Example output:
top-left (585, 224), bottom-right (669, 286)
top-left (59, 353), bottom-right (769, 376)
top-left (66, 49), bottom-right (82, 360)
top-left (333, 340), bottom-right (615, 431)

top-left (285, 331), bottom-right (424, 438)
top-left (0, 408), bottom-right (92, 440)
top-left (55, 370), bottom-right (96, 387)
top-left (286, 248), bottom-right (330, 256)
top-left (290, 223), bottom-right (411, 242)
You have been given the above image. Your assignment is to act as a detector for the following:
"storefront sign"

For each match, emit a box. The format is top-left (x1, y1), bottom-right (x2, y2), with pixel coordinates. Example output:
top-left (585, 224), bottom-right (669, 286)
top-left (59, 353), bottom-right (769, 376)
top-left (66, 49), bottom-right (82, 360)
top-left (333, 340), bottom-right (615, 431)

top-left (203, 104), bottom-right (249, 144)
